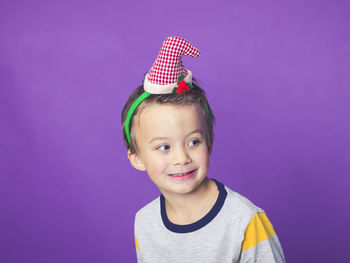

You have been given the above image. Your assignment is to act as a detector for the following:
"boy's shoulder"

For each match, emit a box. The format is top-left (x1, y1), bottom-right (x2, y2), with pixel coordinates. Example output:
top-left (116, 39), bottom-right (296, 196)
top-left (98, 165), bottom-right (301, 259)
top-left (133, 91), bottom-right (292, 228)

top-left (134, 196), bottom-right (161, 225)
top-left (223, 185), bottom-right (264, 222)
top-left (223, 183), bottom-right (264, 216)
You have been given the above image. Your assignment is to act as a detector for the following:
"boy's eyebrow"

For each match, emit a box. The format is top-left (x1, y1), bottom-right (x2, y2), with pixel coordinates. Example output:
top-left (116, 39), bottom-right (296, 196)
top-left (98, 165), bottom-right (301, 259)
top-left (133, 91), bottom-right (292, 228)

top-left (149, 136), bottom-right (168, 143)
top-left (148, 129), bottom-right (203, 144)
top-left (187, 129), bottom-right (203, 137)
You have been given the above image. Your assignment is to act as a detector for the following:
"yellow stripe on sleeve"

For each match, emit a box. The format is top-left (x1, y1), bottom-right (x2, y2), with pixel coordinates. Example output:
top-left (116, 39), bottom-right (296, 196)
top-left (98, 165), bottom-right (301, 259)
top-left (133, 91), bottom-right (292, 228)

top-left (135, 234), bottom-right (139, 250)
top-left (241, 212), bottom-right (276, 251)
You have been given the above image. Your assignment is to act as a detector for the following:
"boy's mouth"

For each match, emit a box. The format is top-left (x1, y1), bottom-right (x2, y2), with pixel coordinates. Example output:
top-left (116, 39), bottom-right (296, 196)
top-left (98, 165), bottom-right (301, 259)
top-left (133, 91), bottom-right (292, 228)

top-left (168, 169), bottom-right (196, 180)
top-left (169, 170), bottom-right (195, 177)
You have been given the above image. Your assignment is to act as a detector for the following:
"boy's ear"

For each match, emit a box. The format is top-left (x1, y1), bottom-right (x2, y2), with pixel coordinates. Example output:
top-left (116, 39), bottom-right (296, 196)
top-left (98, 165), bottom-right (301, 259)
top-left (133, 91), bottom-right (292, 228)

top-left (128, 150), bottom-right (146, 171)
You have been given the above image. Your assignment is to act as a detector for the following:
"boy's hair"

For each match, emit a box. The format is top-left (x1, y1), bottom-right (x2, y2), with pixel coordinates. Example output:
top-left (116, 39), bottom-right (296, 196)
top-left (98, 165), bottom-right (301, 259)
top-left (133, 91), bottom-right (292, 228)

top-left (121, 78), bottom-right (215, 154)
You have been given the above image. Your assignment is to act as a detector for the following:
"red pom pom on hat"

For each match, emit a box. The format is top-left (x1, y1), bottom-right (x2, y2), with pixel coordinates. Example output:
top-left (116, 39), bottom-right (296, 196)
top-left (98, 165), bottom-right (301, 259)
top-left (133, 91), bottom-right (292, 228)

top-left (178, 80), bottom-right (187, 89)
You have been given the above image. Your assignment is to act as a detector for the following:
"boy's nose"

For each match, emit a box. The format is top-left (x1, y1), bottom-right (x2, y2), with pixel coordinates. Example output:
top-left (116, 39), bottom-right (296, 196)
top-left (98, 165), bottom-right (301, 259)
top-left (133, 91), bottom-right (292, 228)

top-left (172, 147), bottom-right (191, 166)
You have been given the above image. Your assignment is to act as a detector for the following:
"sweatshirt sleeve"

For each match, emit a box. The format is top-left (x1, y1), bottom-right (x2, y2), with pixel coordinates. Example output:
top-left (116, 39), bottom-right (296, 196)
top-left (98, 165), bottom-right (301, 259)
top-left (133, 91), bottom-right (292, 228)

top-left (239, 212), bottom-right (286, 263)
top-left (134, 233), bottom-right (143, 263)
top-left (134, 211), bottom-right (144, 263)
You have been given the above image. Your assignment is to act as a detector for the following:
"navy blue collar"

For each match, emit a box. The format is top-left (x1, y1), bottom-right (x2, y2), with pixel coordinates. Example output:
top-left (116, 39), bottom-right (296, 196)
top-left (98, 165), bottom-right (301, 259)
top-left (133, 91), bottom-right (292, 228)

top-left (160, 178), bottom-right (227, 233)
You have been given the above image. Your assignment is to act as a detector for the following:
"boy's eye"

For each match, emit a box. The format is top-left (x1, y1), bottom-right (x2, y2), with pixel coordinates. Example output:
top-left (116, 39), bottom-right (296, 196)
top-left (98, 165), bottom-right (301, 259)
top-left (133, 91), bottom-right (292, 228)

top-left (157, 145), bottom-right (170, 151)
top-left (188, 139), bottom-right (200, 147)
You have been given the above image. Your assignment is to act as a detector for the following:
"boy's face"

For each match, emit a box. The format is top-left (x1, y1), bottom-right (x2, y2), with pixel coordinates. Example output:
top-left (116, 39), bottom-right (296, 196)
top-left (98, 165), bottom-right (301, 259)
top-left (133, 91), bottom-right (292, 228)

top-left (128, 103), bottom-right (210, 197)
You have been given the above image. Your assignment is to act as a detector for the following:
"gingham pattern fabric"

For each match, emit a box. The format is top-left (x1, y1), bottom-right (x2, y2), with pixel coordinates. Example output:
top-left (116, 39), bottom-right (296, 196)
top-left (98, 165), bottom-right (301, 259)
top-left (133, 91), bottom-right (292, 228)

top-left (147, 36), bottom-right (200, 85)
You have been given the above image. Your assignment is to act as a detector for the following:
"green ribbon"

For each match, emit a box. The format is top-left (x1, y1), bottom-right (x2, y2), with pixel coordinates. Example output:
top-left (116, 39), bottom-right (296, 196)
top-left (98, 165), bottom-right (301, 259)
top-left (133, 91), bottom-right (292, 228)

top-left (125, 92), bottom-right (151, 143)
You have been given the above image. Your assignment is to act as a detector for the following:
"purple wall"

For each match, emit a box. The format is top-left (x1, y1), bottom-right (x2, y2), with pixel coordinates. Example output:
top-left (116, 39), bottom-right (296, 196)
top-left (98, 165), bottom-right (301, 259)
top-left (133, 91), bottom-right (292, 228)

top-left (1, 0), bottom-right (349, 262)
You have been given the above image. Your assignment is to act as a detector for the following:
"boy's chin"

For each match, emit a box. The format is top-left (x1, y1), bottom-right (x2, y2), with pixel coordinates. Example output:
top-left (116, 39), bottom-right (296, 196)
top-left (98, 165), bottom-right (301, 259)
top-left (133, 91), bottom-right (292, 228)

top-left (163, 175), bottom-right (209, 195)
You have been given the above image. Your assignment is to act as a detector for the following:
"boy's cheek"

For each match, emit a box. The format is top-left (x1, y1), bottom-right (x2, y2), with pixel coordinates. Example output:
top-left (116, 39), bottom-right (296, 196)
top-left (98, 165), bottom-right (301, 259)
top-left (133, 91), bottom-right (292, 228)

top-left (194, 146), bottom-right (210, 160)
top-left (146, 158), bottom-right (168, 174)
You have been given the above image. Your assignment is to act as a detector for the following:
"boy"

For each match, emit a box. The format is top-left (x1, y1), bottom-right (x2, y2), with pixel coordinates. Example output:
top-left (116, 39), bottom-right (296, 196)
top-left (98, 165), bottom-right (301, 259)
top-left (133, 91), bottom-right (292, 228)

top-left (121, 36), bottom-right (286, 262)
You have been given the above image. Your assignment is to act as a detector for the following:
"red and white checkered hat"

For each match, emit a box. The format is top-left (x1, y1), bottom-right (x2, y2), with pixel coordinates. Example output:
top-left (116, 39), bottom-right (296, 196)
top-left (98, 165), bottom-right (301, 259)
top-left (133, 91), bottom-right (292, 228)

top-left (143, 36), bottom-right (200, 94)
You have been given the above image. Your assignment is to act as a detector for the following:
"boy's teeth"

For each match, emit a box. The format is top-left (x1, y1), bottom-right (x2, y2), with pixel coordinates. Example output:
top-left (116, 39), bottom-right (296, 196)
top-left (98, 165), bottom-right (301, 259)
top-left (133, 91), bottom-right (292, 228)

top-left (171, 171), bottom-right (191, 176)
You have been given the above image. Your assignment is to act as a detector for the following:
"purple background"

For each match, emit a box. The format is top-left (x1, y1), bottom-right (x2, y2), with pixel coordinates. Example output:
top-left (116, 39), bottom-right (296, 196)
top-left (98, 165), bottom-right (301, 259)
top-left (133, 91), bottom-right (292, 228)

top-left (1, 0), bottom-right (349, 262)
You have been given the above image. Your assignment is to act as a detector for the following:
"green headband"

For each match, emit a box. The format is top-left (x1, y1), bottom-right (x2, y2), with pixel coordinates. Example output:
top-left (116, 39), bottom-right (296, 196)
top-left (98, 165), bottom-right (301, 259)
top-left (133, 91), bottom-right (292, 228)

top-left (124, 90), bottom-right (212, 145)
top-left (125, 91), bottom-right (152, 143)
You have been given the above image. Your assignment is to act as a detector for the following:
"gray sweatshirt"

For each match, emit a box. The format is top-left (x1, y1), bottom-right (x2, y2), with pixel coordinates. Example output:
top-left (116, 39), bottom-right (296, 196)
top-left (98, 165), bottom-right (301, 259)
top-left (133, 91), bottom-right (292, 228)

top-left (134, 179), bottom-right (286, 263)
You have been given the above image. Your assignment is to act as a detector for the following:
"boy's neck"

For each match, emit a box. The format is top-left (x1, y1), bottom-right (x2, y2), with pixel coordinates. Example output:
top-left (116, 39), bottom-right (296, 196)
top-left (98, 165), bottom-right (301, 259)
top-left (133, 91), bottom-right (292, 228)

top-left (162, 178), bottom-right (219, 225)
